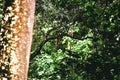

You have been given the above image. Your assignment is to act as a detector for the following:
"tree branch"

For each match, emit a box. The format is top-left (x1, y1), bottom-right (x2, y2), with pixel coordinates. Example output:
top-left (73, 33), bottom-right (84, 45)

top-left (30, 36), bottom-right (58, 60)
top-left (30, 32), bottom-right (92, 60)
top-left (63, 33), bottom-right (93, 40)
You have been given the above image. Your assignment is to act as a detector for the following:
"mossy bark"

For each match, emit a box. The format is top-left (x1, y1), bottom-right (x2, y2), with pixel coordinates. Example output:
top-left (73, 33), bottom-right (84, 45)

top-left (0, 0), bottom-right (35, 80)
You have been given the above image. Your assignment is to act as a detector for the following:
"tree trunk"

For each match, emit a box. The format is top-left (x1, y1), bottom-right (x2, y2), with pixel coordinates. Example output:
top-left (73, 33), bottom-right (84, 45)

top-left (0, 0), bottom-right (35, 80)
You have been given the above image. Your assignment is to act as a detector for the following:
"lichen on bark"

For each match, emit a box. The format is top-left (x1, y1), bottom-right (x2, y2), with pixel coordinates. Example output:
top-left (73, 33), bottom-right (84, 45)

top-left (0, 0), bottom-right (35, 80)
top-left (0, 0), bottom-right (19, 79)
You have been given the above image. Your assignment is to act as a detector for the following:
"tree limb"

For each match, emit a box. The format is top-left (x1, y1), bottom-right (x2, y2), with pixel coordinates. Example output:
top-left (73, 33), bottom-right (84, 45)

top-left (30, 32), bottom-right (92, 60)
top-left (30, 36), bottom-right (58, 60)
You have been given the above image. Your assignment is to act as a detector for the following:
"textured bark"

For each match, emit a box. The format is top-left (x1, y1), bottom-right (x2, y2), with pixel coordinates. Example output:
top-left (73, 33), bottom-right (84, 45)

top-left (0, 0), bottom-right (35, 80)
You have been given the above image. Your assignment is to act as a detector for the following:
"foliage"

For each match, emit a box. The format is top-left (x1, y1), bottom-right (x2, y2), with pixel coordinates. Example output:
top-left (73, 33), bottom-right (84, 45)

top-left (28, 0), bottom-right (120, 80)
top-left (1, 0), bottom-right (119, 79)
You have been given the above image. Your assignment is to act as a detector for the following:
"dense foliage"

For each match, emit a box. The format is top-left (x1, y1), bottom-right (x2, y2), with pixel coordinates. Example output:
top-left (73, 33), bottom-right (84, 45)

top-left (0, 0), bottom-right (120, 80)
top-left (28, 0), bottom-right (120, 80)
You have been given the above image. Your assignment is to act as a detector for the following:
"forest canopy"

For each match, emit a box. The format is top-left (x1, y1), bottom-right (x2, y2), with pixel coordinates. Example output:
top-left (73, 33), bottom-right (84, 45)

top-left (28, 0), bottom-right (120, 80)
top-left (0, 0), bottom-right (120, 80)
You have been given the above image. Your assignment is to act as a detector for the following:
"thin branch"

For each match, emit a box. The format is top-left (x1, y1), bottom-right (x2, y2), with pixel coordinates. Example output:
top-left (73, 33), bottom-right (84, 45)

top-left (45, 26), bottom-right (60, 38)
top-left (30, 36), bottom-right (58, 60)
top-left (63, 33), bottom-right (93, 40)
top-left (30, 32), bottom-right (92, 60)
